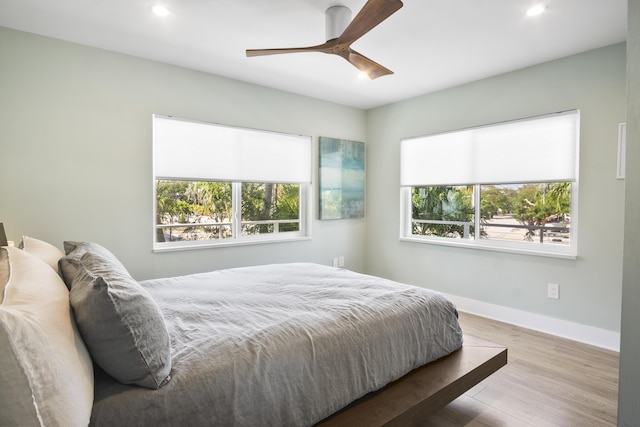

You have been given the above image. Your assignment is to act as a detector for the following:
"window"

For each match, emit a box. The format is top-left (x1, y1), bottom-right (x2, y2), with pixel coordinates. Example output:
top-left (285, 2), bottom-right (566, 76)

top-left (400, 110), bottom-right (579, 258)
top-left (153, 115), bottom-right (311, 250)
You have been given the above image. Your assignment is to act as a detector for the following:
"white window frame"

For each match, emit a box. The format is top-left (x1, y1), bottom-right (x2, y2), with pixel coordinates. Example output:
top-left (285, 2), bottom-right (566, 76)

top-left (152, 115), bottom-right (312, 251)
top-left (399, 110), bottom-right (580, 259)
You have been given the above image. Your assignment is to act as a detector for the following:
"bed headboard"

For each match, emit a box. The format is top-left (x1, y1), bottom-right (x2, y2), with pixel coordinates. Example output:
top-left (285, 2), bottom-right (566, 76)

top-left (0, 223), bottom-right (7, 247)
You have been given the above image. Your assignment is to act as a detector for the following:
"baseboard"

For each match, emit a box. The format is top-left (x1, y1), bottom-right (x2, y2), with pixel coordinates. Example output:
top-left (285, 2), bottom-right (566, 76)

top-left (445, 293), bottom-right (620, 352)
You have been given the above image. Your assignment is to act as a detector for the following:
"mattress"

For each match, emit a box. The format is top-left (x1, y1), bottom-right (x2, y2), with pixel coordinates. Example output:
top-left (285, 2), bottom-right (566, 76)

top-left (90, 263), bottom-right (463, 426)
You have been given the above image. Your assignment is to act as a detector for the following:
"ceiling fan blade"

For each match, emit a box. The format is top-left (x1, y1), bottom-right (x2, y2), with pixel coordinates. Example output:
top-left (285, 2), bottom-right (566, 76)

top-left (339, 48), bottom-right (393, 79)
top-left (246, 40), bottom-right (336, 57)
top-left (338, 0), bottom-right (403, 45)
top-left (246, 1), bottom-right (402, 79)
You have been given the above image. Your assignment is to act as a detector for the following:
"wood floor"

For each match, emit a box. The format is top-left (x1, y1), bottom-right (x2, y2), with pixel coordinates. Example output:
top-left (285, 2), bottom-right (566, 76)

top-left (419, 312), bottom-right (620, 426)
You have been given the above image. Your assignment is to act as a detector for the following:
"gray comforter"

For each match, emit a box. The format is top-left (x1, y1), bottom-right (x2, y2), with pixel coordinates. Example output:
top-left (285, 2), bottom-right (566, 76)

top-left (90, 263), bottom-right (463, 426)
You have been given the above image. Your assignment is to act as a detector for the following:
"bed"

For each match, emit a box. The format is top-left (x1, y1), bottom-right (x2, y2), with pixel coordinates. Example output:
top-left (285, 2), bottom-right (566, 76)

top-left (0, 238), bottom-right (506, 427)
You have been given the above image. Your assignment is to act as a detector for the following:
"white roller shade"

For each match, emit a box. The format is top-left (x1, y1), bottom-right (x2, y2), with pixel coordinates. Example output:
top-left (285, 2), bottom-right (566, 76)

top-left (401, 110), bottom-right (579, 186)
top-left (153, 115), bottom-right (312, 183)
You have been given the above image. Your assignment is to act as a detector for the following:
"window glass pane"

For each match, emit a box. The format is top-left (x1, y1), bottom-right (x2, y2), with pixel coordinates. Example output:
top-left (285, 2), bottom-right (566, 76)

top-left (241, 183), bottom-right (300, 236)
top-left (411, 186), bottom-right (475, 239)
top-left (155, 180), bottom-right (233, 243)
top-left (480, 183), bottom-right (571, 245)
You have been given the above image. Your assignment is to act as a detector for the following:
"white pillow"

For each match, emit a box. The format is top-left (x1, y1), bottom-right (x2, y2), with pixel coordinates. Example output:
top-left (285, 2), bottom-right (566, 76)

top-left (0, 246), bottom-right (94, 426)
top-left (20, 235), bottom-right (65, 272)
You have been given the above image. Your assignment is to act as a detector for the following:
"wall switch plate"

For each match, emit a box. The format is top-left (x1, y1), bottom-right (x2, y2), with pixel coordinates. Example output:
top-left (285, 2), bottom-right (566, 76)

top-left (547, 283), bottom-right (560, 299)
top-left (332, 258), bottom-right (339, 267)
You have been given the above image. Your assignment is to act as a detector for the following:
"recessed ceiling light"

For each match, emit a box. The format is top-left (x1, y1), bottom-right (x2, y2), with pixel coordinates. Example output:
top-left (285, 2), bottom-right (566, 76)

top-left (527, 4), bottom-right (546, 17)
top-left (151, 5), bottom-right (171, 16)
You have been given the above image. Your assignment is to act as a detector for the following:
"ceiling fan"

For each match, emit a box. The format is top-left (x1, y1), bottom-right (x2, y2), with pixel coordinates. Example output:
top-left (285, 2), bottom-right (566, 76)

top-left (246, 0), bottom-right (404, 80)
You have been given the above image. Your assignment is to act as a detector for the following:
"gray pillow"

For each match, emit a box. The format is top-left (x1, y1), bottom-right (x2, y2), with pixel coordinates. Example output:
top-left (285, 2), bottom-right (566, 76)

top-left (59, 241), bottom-right (129, 286)
top-left (59, 242), bottom-right (172, 389)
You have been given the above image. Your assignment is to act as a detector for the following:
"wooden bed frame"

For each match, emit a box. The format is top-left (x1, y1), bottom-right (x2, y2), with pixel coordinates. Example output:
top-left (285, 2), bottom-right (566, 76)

top-left (318, 335), bottom-right (507, 426)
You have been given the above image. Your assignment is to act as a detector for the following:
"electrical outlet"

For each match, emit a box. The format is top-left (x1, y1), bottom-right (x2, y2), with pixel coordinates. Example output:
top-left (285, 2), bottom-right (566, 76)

top-left (332, 257), bottom-right (339, 267)
top-left (547, 283), bottom-right (560, 299)
top-left (339, 256), bottom-right (345, 267)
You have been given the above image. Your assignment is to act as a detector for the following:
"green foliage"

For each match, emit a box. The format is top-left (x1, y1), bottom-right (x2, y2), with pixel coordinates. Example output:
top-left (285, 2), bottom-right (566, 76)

top-left (156, 180), bottom-right (232, 242)
top-left (273, 184), bottom-right (300, 232)
top-left (186, 182), bottom-right (232, 222)
top-left (156, 181), bottom-right (192, 241)
top-left (512, 182), bottom-right (571, 231)
top-left (411, 183), bottom-right (571, 241)
top-left (156, 181), bottom-right (189, 219)
top-left (412, 186), bottom-right (475, 237)
top-left (241, 183), bottom-right (300, 234)
top-left (480, 185), bottom-right (516, 218)
top-left (156, 180), bottom-right (300, 241)
top-left (156, 181), bottom-right (232, 224)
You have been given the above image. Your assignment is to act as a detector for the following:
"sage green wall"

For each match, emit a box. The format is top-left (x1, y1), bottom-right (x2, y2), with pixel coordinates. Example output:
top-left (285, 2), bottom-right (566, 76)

top-left (365, 43), bottom-right (627, 332)
top-left (0, 27), bottom-right (367, 279)
top-left (0, 27), bottom-right (628, 335)
top-left (617, 0), bottom-right (640, 423)
top-left (1, 18), bottom-right (635, 420)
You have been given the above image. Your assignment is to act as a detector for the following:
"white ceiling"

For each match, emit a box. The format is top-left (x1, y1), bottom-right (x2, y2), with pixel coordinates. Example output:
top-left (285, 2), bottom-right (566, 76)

top-left (0, 0), bottom-right (627, 109)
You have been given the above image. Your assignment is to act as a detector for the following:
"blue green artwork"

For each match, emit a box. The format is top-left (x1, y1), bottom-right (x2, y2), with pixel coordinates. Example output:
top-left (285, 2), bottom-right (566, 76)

top-left (319, 137), bottom-right (365, 220)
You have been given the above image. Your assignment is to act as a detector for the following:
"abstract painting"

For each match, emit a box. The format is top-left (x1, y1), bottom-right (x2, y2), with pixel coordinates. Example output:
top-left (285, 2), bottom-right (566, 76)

top-left (319, 137), bottom-right (365, 219)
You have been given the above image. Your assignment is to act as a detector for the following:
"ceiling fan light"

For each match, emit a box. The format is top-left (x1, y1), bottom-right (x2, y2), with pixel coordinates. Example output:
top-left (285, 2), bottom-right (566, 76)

top-left (527, 4), bottom-right (546, 17)
top-left (151, 5), bottom-right (171, 16)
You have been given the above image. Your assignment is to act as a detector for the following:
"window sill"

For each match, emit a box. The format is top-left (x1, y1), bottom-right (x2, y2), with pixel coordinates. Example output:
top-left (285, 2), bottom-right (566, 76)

top-left (399, 236), bottom-right (577, 260)
top-left (154, 235), bottom-right (311, 253)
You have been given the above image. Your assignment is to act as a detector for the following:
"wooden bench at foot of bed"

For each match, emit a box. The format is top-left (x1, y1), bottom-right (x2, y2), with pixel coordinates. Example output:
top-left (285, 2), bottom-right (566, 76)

top-left (318, 335), bottom-right (507, 427)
